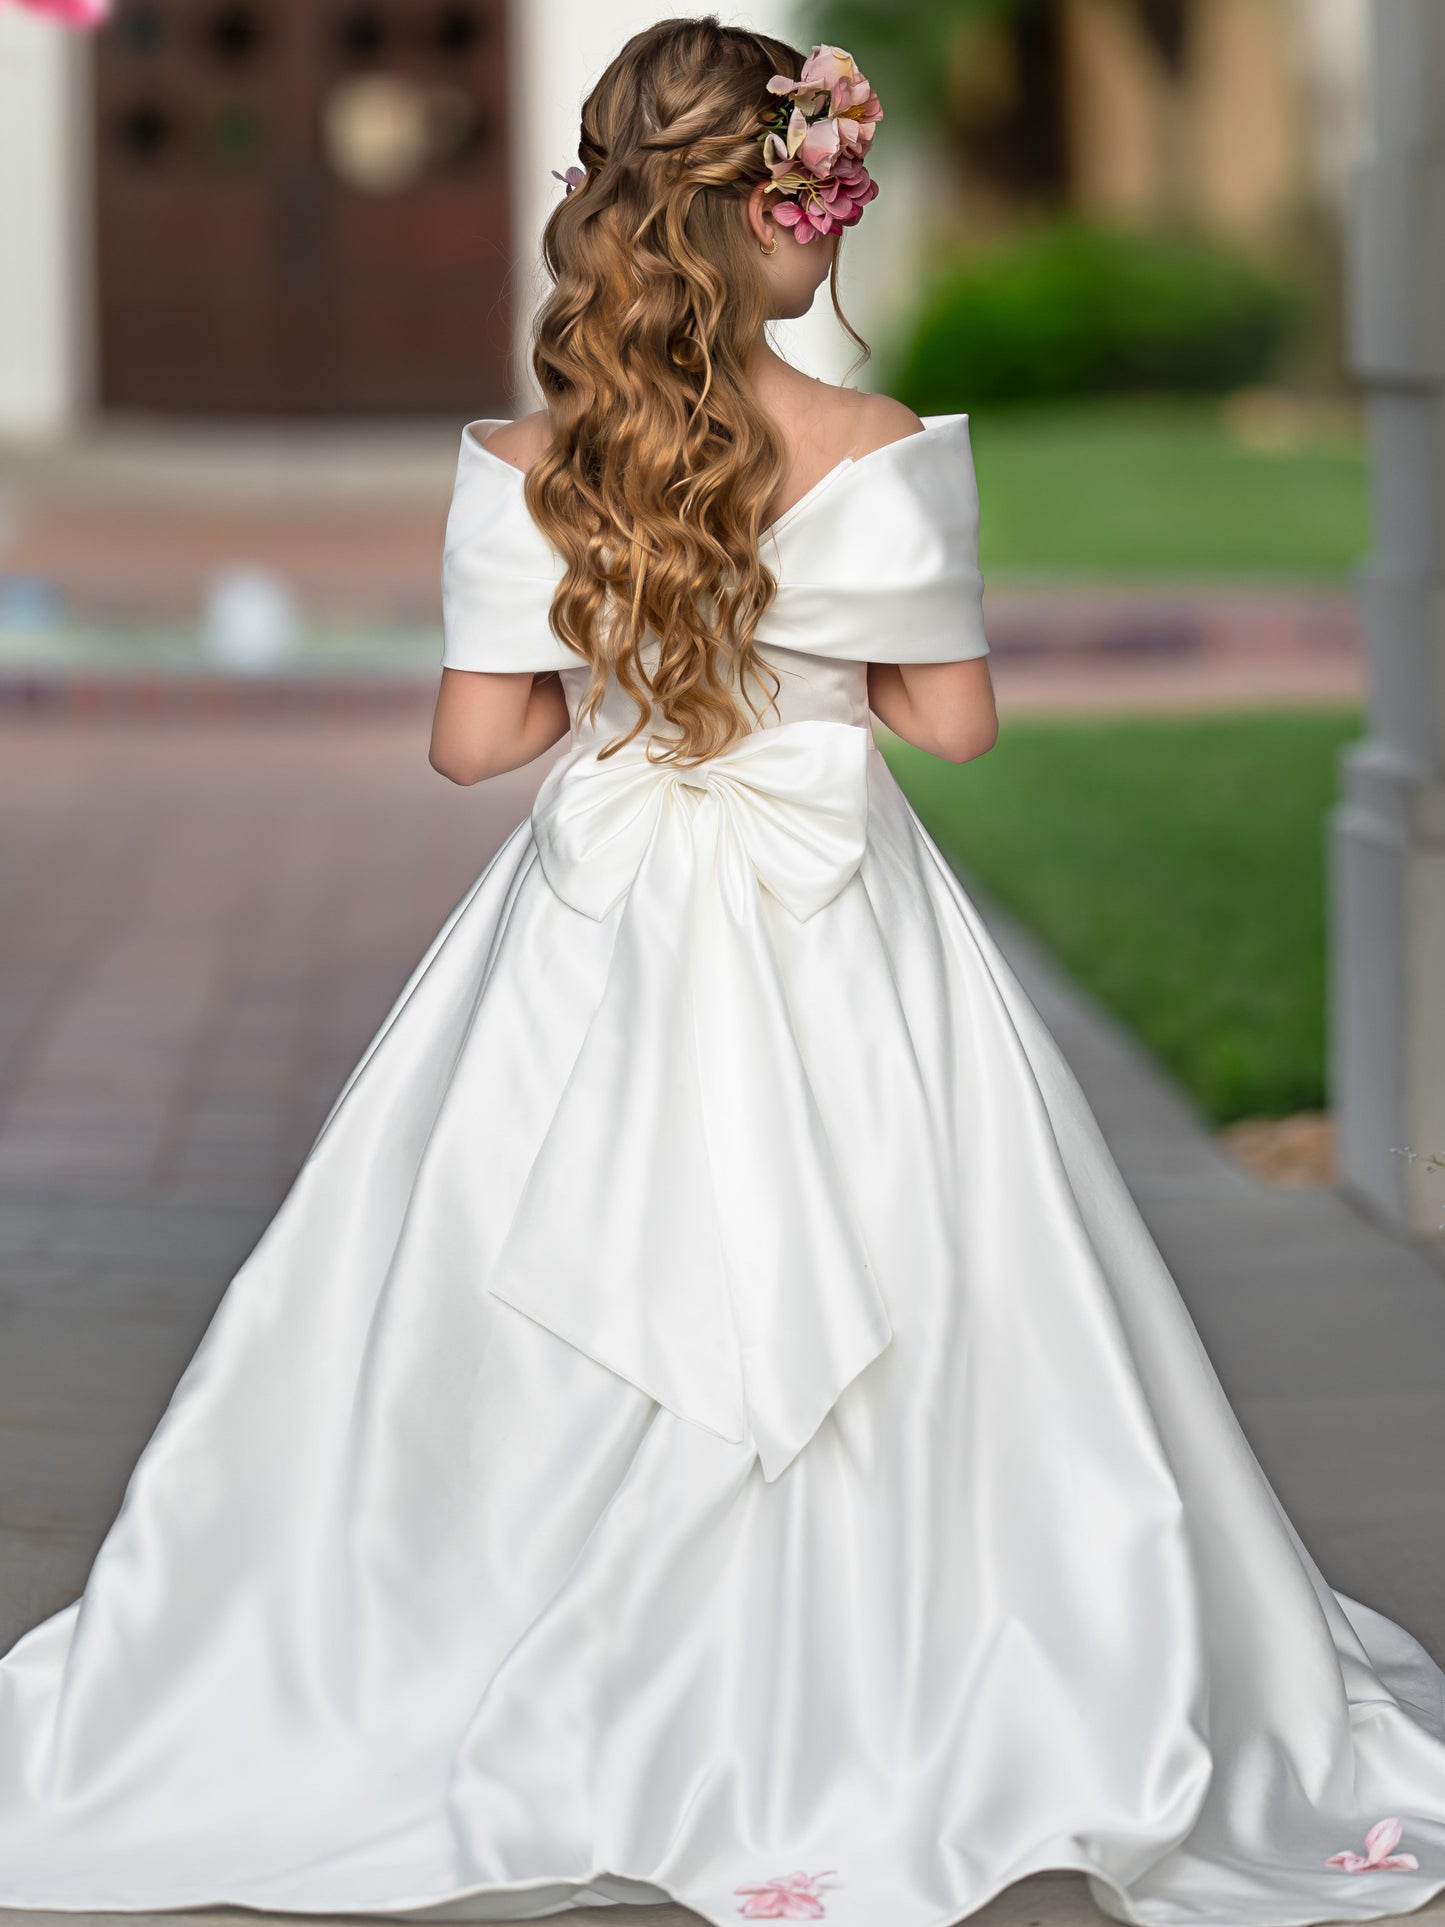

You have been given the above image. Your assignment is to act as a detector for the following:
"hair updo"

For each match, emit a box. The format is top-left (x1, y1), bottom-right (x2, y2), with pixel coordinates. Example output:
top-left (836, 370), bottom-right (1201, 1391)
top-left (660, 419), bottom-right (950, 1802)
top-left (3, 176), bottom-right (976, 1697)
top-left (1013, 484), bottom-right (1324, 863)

top-left (525, 15), bottom-right (867, 765)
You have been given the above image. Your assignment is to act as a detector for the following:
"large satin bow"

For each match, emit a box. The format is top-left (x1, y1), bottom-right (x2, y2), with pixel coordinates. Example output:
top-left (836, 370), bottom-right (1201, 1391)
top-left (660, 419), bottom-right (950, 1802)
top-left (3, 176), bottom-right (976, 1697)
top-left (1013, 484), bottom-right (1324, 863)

top-left (487, 720), bottom-right (893, 1481)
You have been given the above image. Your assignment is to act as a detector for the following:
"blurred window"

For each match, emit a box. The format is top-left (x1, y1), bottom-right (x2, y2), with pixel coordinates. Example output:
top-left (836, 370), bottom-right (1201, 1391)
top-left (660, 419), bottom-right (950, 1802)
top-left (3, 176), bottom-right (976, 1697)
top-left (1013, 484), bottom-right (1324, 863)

top-left (335, 6), bottom-right (385, 61)
top-left (115, 101), bottom-right (172, 162)
top-left (208, 6), bottom-right (263, 63)
top-left (117, 4), bottom-right (165, 56)
top-left (435, 6), bottom-right (484, 56)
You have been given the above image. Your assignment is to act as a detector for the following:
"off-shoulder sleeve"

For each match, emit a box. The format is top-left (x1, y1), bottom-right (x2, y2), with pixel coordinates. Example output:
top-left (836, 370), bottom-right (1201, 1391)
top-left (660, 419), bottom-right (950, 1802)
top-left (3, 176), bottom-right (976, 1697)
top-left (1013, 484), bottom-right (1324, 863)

top-left (440, 423), bottom-right (578, 674)
top-left (756, 413), bottom-right (988, 664)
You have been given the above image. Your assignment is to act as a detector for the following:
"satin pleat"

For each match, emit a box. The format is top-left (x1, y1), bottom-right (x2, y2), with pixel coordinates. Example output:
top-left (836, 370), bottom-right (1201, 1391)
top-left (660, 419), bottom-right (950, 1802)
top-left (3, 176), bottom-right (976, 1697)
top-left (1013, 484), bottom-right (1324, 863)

top-left (3, 744), bottom-right (1445, 1927)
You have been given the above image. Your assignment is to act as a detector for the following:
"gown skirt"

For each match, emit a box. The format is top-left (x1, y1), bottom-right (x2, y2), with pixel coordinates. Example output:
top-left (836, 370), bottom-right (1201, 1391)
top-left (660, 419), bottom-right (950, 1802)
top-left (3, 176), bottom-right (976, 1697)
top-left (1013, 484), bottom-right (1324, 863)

top-left (2, 720), bottom-right (1445, 1927)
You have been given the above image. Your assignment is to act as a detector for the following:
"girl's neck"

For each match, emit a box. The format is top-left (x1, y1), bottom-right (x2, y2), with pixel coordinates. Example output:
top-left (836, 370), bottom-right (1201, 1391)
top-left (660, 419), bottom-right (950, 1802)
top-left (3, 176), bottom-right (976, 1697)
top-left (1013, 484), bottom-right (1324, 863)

top-left (745, 333), bottom-right (824, 403)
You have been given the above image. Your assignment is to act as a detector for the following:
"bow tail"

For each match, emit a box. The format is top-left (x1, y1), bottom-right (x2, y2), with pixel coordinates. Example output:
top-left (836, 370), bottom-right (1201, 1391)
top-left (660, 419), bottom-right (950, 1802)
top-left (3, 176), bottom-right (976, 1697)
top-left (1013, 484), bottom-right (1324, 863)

top-left (689, 814), bottom-right (893, 1479)
top-left (486, 809), bottom-right (750, 1449)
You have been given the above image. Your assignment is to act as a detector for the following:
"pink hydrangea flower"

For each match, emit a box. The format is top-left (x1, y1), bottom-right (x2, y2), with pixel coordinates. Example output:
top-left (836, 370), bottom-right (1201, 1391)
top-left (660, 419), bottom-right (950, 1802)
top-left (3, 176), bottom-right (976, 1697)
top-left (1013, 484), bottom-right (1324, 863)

top-left (770, 155), bottom-right (878, 243)
top-left (12, 0), bottom-right (110, 22)
top-left (551, 165), bottom-right (585, 195)
top-left (1326, 1818), bottom-right (1420, 1872)
top-left (735, 1869), bottom-right (837, 1918)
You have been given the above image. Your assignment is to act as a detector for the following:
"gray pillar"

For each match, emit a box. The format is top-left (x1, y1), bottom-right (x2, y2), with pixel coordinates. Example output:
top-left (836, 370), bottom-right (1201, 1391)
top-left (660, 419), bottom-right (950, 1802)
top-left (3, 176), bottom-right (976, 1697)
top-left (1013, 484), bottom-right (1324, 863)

top-left (1332, 0), bottom-right (1445, 1238)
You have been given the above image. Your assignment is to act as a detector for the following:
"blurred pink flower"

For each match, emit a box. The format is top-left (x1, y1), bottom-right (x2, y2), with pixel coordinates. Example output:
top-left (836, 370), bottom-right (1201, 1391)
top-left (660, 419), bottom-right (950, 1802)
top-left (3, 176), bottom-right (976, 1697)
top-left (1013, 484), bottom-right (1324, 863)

top-left (11, 0), bottom-right (110, 24)
top-left (551, 166), bottom-right (585, 195)
top-left (735, 1869), bottom-right (836, 1918)
top-left (1326, 1818), bottom-right (1420, 1873)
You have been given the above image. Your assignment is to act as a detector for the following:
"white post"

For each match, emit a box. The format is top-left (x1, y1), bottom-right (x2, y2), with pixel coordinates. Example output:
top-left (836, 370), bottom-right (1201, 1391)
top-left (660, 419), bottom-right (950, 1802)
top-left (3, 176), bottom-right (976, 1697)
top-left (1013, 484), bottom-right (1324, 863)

top-left (0, 11), bottom-right (91, 442)
top-left (1332, 0), bottom-right (1445, 1235)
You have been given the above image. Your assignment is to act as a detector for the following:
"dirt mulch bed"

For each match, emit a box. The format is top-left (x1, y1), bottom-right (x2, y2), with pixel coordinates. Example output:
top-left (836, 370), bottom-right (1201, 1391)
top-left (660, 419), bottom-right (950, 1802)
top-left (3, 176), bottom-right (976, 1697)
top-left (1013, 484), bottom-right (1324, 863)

top-left (1218, 1111), bottom-right (1335, 1189)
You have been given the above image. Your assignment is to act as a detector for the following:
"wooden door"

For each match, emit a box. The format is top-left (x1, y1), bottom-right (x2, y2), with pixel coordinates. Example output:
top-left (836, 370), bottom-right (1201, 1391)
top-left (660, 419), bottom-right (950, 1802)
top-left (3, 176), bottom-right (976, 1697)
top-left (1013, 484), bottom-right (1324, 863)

top-left (94, 0), bottom-right (512, 414)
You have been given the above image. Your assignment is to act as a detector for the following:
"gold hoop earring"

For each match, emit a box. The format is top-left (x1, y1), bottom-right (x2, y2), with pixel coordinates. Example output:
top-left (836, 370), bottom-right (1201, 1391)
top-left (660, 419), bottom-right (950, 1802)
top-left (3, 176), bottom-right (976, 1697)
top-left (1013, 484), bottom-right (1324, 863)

top-left (760, 234), bottom-right (778, 256)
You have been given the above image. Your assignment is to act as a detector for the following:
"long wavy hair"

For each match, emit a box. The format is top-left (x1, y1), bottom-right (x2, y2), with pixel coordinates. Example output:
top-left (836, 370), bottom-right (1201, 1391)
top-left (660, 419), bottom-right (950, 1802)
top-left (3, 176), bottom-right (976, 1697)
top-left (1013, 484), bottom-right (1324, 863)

top-left (526, 17), bottom-right (868, 764)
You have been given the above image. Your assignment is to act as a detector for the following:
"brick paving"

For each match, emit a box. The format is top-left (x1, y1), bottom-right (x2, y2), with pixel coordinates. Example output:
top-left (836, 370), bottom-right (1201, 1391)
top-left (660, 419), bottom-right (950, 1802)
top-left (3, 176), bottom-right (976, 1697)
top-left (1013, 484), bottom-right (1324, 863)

top-left (0, 715), bottom-right (537, 1201)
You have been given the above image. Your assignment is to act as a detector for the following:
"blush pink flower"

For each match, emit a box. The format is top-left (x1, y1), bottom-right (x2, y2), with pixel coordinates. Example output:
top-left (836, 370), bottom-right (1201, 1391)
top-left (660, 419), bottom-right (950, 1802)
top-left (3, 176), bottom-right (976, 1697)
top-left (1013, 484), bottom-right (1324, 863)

top-left (799, 46), bottom-right (861, 94)
top-left (766, 45), bottom-right (882, 159)
top-left (834, 87), bottom-right (883, 158)
top-left (794, 113), bottom-right (841, 179)
top-left (12, 0), bottom-right (110, 21)
top-left (1326, 1818), bottom-right (1420, 1872)
top-left (735, 1869), bottom-right (836, 1918)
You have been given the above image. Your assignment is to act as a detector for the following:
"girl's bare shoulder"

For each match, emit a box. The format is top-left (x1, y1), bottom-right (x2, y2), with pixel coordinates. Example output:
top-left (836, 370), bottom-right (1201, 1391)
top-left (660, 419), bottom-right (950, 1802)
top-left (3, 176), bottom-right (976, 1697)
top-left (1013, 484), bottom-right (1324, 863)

top-left (789, 378), bottom-right (926, 465)
top-left (846, 389), bottom-right (927, 458)
top-left (481, 409), bottom-right (553, 475)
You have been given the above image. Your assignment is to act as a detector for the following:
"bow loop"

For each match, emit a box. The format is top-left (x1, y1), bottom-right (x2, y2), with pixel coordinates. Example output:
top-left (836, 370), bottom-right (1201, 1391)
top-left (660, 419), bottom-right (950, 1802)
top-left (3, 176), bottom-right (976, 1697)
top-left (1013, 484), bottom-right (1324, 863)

top-left (532, 721), bottom-right (870, 925)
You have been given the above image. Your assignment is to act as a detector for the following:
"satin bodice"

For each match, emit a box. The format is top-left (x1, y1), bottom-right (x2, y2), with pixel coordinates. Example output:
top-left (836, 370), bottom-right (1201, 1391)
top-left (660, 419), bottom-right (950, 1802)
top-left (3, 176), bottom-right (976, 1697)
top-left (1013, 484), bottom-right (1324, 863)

top-left (440, 411), bottom-right (989, 741)
top-left (560, 639), bottom-right (871, 751)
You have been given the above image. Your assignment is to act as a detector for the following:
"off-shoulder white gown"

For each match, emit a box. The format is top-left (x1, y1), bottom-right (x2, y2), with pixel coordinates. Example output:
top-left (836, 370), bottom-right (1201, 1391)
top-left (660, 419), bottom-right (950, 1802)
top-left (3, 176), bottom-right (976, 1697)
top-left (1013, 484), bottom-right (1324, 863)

top-left (3, 417), bottom-right (1445, 1927)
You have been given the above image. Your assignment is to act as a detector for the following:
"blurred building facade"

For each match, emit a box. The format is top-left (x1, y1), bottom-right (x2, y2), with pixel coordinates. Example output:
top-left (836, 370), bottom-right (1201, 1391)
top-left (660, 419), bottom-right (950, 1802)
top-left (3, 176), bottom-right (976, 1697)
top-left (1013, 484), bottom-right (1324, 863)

top-left (0, 0), bottom-right (1367, 440)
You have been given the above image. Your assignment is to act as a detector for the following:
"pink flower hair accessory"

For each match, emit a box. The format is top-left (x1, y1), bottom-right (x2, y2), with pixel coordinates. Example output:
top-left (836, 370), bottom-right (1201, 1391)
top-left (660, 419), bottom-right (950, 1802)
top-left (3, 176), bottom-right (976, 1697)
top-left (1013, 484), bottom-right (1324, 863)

top-left (552, 165), bottom-right (586, 196)
top-left (759, 43), bottom-right (881, 245)
top-left (734, 1868), bottom-right (837, 1918)
top-left (1326, 1817), bottom-right (1420, 1872)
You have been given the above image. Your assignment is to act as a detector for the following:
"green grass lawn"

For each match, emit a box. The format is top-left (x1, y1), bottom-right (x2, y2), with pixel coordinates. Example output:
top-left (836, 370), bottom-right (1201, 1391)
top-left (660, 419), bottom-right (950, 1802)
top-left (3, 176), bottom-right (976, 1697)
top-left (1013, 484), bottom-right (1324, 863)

top-left (965, 402), bottom-right (1368, 580)
top-left (884, 709), bottom-right (1364, 1126)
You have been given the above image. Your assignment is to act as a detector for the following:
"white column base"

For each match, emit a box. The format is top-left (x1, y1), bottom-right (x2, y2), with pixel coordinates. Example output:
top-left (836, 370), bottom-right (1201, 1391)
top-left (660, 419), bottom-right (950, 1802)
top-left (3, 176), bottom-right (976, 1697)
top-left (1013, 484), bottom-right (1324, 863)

top-left (1332, 743), bottom-right (1445, 1234)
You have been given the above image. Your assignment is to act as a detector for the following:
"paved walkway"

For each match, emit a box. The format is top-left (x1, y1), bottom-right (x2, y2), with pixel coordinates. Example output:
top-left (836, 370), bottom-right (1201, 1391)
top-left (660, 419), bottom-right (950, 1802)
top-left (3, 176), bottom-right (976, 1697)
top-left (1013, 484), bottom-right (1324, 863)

top-left (1, 712), bottom-right (1442, 1927)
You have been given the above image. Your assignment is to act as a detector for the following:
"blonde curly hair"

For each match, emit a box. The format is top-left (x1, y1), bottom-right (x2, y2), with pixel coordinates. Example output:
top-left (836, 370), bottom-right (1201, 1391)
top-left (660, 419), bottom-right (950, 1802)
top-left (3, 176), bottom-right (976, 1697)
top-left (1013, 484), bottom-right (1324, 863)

top-left (525, 16), bottom-right (867, 764)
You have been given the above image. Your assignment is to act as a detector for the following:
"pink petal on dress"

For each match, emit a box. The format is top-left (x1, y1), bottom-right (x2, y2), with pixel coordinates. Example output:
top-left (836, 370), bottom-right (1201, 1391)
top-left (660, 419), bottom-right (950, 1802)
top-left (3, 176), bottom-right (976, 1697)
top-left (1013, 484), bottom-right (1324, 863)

top-left (1364, 1817), bottom-right (1405, 1862)
top-left (735, 1871), bottom-right (835, 1917)
top-left (1327, 1820), bottom-right (1420, 1871)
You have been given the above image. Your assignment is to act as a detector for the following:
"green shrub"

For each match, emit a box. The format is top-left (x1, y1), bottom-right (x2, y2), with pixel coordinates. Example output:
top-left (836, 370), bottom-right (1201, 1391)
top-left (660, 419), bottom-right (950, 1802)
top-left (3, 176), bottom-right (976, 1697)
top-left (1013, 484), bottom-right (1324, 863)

top-left (893, 223), bottom-right (1296, 411)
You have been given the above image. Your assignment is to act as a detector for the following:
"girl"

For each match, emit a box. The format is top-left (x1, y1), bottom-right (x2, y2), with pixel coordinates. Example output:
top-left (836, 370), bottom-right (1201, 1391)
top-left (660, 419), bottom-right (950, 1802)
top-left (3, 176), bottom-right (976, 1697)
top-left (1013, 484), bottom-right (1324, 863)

top-left (3, 18), bottom-right (1445, 1927)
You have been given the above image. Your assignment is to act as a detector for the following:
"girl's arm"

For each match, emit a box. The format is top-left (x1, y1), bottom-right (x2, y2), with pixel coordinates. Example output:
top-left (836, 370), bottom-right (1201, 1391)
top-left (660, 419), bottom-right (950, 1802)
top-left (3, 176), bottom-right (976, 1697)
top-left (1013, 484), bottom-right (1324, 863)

top-left (429, 668), bottom-right (571, 785)
top-left (868, 658), bottom-right (998, 765)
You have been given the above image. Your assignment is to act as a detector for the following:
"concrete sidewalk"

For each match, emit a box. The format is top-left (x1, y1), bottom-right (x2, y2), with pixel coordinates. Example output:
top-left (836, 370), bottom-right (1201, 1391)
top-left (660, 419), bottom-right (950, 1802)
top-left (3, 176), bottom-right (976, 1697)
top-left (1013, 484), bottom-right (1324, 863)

top-left (1, 712), bottom-right (1442, 1927)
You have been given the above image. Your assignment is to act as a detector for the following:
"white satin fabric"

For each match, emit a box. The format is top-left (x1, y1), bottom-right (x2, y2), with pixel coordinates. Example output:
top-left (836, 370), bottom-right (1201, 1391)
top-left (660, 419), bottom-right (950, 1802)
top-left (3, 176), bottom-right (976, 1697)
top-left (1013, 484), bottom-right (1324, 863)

top-left (5, 426), bottom-right (1445, 1927)
top-left (440, 414), bottom-right (990, 674)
